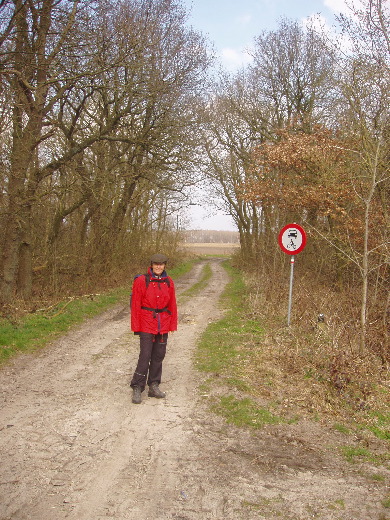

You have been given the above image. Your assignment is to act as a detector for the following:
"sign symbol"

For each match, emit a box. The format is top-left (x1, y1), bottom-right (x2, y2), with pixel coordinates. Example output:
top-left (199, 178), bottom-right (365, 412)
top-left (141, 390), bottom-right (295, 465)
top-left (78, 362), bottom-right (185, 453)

top-left (278, 224), bottom-right (307, 256)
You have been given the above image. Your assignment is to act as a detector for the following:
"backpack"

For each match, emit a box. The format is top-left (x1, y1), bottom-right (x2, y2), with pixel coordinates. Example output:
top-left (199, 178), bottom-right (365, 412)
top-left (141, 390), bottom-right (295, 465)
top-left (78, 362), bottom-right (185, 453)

top-left (130, 273), bottom-right (170, 308)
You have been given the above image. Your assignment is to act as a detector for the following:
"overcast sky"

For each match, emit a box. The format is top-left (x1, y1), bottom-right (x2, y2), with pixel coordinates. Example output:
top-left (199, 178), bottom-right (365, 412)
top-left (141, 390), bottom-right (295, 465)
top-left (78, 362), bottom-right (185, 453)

top-left (181, 0), bottom-right (354, 230)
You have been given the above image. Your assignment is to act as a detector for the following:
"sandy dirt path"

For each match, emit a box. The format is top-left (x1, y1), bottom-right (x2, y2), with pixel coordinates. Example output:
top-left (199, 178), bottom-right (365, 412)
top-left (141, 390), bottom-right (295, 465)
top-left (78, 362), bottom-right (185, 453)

top-left (0, 258), bottom-right (389, 520)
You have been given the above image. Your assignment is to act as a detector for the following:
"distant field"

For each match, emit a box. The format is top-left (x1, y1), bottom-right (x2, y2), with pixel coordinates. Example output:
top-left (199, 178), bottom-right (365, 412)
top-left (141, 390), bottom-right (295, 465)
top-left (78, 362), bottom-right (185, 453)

top-left (183, 242), bottom-right (240, 256)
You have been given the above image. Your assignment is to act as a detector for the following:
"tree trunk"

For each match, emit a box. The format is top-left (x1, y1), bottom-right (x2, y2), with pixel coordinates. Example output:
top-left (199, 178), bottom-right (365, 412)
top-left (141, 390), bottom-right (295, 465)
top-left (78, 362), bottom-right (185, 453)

top-left (1, 105), bottom-right (31, 303)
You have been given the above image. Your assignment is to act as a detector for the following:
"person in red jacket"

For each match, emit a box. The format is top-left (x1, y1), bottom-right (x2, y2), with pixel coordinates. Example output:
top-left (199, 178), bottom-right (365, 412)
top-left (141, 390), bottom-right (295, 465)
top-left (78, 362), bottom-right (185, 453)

top-left (130, 253), bottom-right (177, 404)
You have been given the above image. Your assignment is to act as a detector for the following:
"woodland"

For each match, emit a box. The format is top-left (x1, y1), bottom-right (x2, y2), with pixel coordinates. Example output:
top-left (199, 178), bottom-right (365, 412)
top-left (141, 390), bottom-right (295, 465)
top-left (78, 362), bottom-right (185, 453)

top-left (0, 0), bottom-right (389, 369)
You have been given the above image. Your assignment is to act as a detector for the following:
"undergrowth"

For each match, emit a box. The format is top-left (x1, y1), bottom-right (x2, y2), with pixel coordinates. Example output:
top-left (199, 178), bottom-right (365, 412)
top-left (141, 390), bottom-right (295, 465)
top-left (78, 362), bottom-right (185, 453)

top-left (195, 260), bottom-right (390, 446)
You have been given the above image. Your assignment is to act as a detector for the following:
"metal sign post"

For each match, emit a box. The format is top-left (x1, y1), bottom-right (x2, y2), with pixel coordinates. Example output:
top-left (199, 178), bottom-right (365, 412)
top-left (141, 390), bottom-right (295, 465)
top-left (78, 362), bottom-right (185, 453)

top-left (278, 223), bottom-right (307, 326)
top-left (287, 256), bottom-right (295, 326)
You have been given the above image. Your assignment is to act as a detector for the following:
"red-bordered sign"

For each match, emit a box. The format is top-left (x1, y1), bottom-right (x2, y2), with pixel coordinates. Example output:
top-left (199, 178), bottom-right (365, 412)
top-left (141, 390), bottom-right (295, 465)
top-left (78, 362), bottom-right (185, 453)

top-left (278, 223), bottom-right (307, 255)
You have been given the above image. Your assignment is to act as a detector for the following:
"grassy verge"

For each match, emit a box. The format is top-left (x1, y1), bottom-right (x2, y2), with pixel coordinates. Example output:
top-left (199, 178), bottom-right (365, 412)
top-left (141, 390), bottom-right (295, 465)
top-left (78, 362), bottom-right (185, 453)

top-left (0, 259), bottom-right (198, 365)
top-left (0, 288), bottom-right (129, 364)
top-left (194, 261), bottom-right (390, 447)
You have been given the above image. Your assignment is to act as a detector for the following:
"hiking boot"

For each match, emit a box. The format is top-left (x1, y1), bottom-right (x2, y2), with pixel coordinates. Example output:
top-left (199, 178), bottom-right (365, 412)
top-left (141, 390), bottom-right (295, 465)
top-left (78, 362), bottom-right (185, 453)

top-left (132, 386), bottom-right (142, 404)
top-left (148, 383), bottom-right (166, 399)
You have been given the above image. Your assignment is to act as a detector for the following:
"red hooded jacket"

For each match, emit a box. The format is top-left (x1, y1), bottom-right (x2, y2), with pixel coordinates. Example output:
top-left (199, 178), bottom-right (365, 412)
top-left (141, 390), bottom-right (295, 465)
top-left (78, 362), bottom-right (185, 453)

top-left (130, 267), bottom-right (177, 334)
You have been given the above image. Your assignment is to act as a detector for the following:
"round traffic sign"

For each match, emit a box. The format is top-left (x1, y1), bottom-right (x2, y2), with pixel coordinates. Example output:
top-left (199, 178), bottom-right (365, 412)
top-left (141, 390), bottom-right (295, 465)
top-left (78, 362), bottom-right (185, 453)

top-left (278, 223), bottom-right (307, 255)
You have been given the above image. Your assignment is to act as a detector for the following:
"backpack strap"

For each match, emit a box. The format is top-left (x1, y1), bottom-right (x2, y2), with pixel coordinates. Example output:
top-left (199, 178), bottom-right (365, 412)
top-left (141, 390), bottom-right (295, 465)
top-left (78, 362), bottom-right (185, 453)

top-left (146, 274), bottom-right (170, 288)
top-left (140, 274), bottom-right (171, 318)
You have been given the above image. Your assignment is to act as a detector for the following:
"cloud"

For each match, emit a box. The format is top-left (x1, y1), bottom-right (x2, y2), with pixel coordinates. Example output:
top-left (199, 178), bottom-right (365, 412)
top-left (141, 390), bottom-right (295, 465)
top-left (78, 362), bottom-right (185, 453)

top-left (220, 47), bottom-right (253, 71)
top-left (324, 0), bottom-right (349, 13)
top-left (324, 0), bottom-right (365, 15)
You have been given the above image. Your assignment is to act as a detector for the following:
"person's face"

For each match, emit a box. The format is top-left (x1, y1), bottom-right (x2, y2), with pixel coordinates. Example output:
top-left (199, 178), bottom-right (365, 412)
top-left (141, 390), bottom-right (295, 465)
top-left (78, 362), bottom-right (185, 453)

top-left (152, 262), bottom-right (165, 275)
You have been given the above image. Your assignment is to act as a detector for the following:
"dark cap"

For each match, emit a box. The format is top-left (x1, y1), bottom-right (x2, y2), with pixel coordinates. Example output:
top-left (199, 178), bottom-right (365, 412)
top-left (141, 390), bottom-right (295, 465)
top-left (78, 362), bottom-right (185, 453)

top-left (150, 253), bottom-right (168, 264)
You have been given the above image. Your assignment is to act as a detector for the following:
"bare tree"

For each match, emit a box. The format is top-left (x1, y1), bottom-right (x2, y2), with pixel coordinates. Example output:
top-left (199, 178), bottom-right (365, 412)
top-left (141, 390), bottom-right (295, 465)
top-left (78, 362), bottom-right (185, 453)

top-left (0, 0), bottom-right (101, 302)
top-left (199, 71), bottom-right (269, 259)
top-left (242, 1), bottom-right (389, 356)
top-left (249, 17), bottom-right (337, 131)
top-left (200, 19), bottom-right (336, 261)
top-left (336, 0), bottom-right (389, 353)
top-left (0, 0), bottom-right (211, 302)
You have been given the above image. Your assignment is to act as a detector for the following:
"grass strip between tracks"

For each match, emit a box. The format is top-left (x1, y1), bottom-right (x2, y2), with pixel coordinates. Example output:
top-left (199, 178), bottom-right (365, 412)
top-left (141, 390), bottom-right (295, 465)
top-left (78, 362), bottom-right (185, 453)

top-left (179, 262), bottom-right (212, 303)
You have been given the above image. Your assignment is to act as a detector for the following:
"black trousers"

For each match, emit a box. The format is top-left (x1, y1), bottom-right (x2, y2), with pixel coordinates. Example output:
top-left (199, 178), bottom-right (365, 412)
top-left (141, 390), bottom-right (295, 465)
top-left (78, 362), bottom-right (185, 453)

top-left (130, 332), bottom-right (167, 390)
